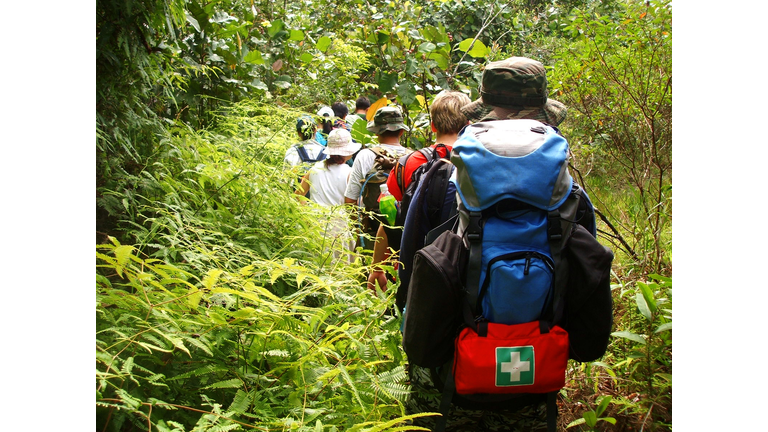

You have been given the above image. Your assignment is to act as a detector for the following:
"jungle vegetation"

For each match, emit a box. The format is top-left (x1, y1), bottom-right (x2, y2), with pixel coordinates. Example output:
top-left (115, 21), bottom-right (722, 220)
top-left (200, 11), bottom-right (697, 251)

top-left (96, 0), bottom-right (672, 430)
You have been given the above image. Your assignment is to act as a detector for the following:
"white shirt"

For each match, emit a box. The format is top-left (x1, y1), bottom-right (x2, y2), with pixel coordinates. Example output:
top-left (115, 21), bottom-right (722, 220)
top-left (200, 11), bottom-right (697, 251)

top-left (307, 160), bottom-right (352, 207)
top-left (344, 144), bottom-right (410, 202)
top-left (284, 139), bottom-right (326, 167)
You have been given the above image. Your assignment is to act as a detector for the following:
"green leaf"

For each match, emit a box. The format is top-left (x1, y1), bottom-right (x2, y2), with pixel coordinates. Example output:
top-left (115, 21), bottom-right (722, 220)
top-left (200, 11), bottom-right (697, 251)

top-left (637, 281), bottom-right (658, 312)
top-left (377, 31), bottom-right (391, 45)
top-left (611, 331), bottom-right (646, 345)
top-left (114, 245), bottom-right (134, 277)
top-left (596, 395), bottom-right (612, 417)
top-left (648, 273), bottom-right (671, 284)
top-left (583, 410), bottom-right (597, 427)
top-left (566, 418), bottom-right (586, 428)
top-left (244, 50), bottom-right (264, 65)
top-left (600, 417), bottom-right (617, 425)
top-left (418, 42), bottom-right (436, 53)
top-left (289, 30), bottom-right (304, 41)
top-left (185, 11), bottom-right (201, 32)
top-left (267, 19), bottom-right (285, 38)
top-left (655, 322), bottom-right (672, 333)
top-left (427, 52), bottom-right (449, 70)
top-left (377, 71), bottom-right (398, 93)
top-left (397, 80), bottom-right (417, 106)
top-left (203, 378), bottom-right (243, 389)
top-left (202, 268), bottom-right (224, 290)
top-left (317, 36), bottom-right (332, 53)
top-left (457, 38), bottom-right (489, 58)
top-left (635, 292), bottom-right (653, 322)
top-left (300, 52), bottom-right (313, 63)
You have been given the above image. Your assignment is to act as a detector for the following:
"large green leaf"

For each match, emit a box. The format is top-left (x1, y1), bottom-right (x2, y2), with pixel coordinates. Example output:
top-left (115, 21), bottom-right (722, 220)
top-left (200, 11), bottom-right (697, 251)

top-left (427, 52), bottom-right (449, 70)
top-left (635, 292), bottom-right (653, 322)
top-left (316, 36), bottom-right (332, 53)
top-left (418, 42), bottom-right (436, 53)
top-left (397, 80), bottom-right (417, 106)
top-left (637, 281), bottom-right (658, 313)
top-left (267, 19), bottom-right (285, 38)
top-left (611, 331), bottom-right (646, 345)
top-left (244, 50), bottom-right (264, 65)
top-left (377, 71), bottom-right (398, 94)
top-left (456, 38), bottom-right (490, 58)
top-left (289, 29), bottom-right (305, 41)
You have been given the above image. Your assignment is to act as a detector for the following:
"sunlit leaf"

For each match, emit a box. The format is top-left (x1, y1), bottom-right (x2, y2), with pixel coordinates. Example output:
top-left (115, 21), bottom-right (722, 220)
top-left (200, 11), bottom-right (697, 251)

top-left (637, 281), bottom-right (657, 313)
top-left (636, 292), bottom-right (652, 321)
top-left (317, 36), bottom-right (332, 53)
top-left (456, 38), bottom-right (489, 58)
top-left (611, 331), bottom-right (646, 345)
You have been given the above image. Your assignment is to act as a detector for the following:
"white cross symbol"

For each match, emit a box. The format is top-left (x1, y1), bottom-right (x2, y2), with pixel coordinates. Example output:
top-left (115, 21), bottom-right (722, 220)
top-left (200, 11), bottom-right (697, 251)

top-left (500, 351), bottom-right (530, 382)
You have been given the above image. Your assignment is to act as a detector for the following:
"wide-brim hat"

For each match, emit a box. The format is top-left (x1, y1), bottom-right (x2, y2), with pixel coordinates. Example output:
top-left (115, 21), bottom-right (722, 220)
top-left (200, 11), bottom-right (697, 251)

top-left (366, 106), bottom-right (410, 134)
top-left (461, 57), bottom-right (567, 126)
top-left (326, 129), bottom-right (361, 156)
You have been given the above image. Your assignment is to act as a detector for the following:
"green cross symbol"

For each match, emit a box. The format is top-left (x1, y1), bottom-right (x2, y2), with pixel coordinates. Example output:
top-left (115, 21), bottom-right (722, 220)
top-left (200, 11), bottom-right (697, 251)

top-left (496, 346), bottom-right (535, 386)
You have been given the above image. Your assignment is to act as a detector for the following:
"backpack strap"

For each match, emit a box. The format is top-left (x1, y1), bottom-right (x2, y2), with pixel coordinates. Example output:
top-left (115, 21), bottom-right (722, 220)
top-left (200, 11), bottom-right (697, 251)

top-left (435, 364), bottom-right (456, 432)
top-left (296, 144), bottom-right (325, 163)
top-left (546, 391), bottom-right (557, 432)
top-left (546, 208), bottom-right (569, 325)
top-left (295, 144), bottom-right (311, 163)
top-left (464, 209), bottom-right (484, 318)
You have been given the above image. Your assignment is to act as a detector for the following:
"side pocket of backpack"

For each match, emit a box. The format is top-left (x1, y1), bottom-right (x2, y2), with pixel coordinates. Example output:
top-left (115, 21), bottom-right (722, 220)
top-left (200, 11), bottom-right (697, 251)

top-left (563, 223), bottom-right (614, 362)
top-left (402, 230), bottom-right (466, 368)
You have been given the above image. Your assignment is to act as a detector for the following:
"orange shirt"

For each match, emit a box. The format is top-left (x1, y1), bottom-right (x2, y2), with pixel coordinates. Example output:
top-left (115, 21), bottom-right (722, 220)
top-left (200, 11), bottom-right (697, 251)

top-left (386, 143), bottom-right (452, 201)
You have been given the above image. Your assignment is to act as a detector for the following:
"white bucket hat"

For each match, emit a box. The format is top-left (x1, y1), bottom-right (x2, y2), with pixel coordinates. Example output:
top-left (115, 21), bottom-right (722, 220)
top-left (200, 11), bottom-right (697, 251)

top-left (326, 129), bottom-right (361, 156)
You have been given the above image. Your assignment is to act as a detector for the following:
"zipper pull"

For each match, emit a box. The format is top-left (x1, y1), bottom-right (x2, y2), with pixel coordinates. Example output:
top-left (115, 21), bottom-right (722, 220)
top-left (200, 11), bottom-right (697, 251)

top-left (524, 253), bottom-right (531, 275)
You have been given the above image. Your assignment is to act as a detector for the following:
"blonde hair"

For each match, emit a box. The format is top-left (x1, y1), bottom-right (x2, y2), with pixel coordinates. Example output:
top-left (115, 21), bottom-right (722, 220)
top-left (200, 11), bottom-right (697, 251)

top-left (430, 90), bottom-right (471, 134)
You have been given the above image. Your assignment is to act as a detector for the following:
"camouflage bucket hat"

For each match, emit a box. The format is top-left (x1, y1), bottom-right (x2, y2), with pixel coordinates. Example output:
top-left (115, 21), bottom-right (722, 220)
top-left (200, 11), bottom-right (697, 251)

top-left (461, 57), bottom-right (567, 126)
top-left (367, 106), bottom-right (410, 134)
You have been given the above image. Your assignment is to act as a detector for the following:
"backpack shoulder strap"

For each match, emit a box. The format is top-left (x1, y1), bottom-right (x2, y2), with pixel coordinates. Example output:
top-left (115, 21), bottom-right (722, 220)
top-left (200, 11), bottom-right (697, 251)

top-left (295, 144), bottom-right (311, 163)
top-left (394, 147), bottom-right (433, 194)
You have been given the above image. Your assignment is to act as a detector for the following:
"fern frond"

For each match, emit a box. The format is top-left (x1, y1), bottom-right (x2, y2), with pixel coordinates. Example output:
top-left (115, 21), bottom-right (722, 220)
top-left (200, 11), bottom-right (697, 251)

top-left (204, 378), bottom-right (244, 390)
top-left (169, 364), bottom-right (230, 381)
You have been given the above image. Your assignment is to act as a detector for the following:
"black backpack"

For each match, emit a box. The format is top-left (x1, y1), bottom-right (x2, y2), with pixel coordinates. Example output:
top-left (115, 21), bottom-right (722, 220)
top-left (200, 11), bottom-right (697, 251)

top-left (393, 156), bottom-right (458, 312)
top-left (382, 144), bottom-right (453, 257)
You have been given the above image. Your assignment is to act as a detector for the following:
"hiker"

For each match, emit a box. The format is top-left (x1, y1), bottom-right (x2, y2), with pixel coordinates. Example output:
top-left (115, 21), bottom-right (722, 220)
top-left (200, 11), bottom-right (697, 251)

top-left (331, 102), bottom-right (352, 132)
top-left (354, 96), bottom-right (371, 120)
top-left (295, 128), bottom-right (361, 262)
top-left (405, 56), bottom-right (570, 432)
top-left (367, 90), bottom-right (471, 293)
top-left (315, 106), bottom-right (334, 145)
top-left (294, 128), bottom-right (360, 206)
top-left (283, 115), bottom-right (326, 167)
top-left (343, 106), bottom-right (411, 255)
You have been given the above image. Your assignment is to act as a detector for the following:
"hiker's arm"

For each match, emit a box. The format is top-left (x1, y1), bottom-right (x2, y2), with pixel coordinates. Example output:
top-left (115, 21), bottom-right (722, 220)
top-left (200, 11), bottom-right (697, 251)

top-left (294, 173), bottom-right (310, 202)
top-left (367, 226), bottom-right (390, 292)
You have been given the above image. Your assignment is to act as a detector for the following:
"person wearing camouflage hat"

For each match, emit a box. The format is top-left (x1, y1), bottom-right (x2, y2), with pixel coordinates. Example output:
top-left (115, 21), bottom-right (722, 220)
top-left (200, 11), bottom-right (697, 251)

top-left (344, 105), bottom-right (411, 253)
top-left (366, 105), bottom-right (411, 135)
top-left (461, 56), bottom-right (567, 126)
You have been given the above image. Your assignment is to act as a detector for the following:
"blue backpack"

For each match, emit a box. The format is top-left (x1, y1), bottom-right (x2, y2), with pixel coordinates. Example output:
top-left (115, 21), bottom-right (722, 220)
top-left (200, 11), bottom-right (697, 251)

top-left (402, 119), bottom-right (613, 432)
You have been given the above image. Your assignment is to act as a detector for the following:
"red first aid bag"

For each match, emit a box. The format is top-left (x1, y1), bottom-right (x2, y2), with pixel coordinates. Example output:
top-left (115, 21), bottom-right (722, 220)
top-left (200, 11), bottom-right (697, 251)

top-left (453, 320), bottom-right (569, 395)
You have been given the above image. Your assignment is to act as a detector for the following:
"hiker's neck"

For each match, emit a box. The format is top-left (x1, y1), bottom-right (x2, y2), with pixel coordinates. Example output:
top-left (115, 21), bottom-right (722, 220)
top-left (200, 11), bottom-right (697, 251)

top-left (435, 132), bottom-right (460, 146)
top-left (377, 136), bottom-right (402, 146)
